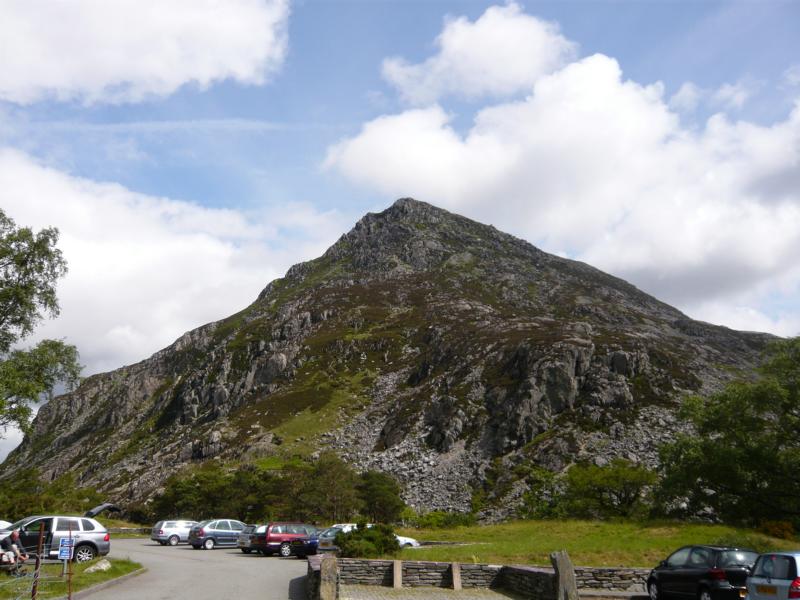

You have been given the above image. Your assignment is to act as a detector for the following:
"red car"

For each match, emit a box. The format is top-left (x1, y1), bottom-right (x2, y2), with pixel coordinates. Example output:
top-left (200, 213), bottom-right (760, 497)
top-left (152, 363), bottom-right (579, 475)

top-left (250, 522), bottom-right (318, 557)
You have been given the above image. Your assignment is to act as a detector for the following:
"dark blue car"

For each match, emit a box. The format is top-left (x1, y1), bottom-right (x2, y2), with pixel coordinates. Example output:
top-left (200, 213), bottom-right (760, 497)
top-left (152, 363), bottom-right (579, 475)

top-left (289, 531), bottom-right (319, 558)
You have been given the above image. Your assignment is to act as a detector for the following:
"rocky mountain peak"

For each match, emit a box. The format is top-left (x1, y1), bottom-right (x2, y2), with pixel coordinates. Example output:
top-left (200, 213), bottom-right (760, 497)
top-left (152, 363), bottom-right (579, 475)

top-left (1, 198), bottom-right (775, 519)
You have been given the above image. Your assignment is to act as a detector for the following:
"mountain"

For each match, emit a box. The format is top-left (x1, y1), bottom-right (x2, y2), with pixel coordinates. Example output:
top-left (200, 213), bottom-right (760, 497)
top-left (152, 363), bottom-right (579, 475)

top-left (0, 198), bottom-right (773, 518)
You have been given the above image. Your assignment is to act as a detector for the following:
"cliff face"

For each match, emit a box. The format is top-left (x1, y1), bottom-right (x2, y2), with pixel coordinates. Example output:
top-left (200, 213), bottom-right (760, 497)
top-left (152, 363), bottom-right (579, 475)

top-left (1, 198), bottom-right (772, 517)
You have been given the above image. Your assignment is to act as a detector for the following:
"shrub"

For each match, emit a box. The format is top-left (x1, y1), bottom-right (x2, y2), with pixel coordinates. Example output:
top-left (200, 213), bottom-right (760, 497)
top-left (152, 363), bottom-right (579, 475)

top-left (759, 521), bottom-right (796, 540)
top-left (561, 459), bottom-right (656, 519)
top-left (336, 523), bottom-right (400, 558)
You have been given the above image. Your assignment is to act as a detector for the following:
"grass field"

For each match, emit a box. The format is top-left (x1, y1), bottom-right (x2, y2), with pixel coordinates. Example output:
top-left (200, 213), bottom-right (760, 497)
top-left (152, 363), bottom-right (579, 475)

top-left (396, 520), bottom-right (798, 567)
top-left (0, 558), bottom-right (141, 599)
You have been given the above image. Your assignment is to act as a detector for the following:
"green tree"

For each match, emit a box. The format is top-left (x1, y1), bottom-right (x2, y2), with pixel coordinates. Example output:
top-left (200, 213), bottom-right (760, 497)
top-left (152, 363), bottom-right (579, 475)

top-left (659, 337), bottom-right (800, 525)
top-left (561, 458), bottom-right (656, 518)
top-left (357, 471), bottom-right (406, 523)
top-left (0, 209), bottom-right (81, 431)
top-left (295, 452), bottom-right (360, 523)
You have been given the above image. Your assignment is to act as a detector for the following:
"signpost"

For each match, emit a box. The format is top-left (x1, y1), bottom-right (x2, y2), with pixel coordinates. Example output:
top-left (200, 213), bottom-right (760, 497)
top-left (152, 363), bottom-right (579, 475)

top-left (58, 537), bottom-right (74, 561)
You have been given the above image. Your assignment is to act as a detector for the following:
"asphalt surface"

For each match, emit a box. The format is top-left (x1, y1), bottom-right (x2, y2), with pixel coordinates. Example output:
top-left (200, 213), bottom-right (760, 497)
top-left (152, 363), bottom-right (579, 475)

top-left (88, 538), bottom-right (308, 600)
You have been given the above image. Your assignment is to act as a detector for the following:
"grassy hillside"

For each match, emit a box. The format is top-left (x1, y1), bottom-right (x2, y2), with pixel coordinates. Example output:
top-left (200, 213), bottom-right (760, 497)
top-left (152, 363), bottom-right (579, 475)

top-left (397, 520), bottom-right (797, 567)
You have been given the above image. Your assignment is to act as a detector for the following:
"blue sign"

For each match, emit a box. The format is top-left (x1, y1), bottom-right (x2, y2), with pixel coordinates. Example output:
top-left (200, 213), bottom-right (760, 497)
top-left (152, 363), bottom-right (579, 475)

top-left (58, 538), bottom-right (74, 560)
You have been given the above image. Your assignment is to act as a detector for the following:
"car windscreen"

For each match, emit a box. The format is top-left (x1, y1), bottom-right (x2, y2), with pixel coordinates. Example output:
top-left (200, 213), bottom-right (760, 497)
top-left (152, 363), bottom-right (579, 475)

top-left (195, 520), bottom-right (213, 528)
top-left (320, 527), bottom-right (341, 539)
top-left (9, 518), bottom-right (29, 531)
top-left (719, 551), bottom-right (759, 568)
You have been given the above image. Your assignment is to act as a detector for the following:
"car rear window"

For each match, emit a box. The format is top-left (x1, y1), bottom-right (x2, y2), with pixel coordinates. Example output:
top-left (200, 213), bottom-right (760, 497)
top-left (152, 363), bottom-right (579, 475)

top-left (753, 555), bottom-right (797, 580)
top-left (719, 551), bottom-right (758, 568)
top-left (81, 519), bottom-right (96, 531)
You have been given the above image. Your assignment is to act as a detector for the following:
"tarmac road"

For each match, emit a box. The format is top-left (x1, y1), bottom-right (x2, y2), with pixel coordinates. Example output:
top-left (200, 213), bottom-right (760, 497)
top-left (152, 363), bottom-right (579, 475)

top-left (87, 537), bottom-right (308, 600)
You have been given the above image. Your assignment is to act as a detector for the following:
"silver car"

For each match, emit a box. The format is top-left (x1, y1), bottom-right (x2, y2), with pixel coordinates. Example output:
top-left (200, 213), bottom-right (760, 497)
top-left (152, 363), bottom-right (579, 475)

top-left (747, 552), bottom-right (800, 600)
top-left (2, 515), bottom-right (110, 562)
top-left (151, 519), bottom-right (198, 546)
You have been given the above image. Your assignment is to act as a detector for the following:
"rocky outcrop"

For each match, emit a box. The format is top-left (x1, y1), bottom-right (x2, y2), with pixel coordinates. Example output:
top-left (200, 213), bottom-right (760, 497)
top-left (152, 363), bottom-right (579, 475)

top-left (0, 198), bottom-right (773, 517)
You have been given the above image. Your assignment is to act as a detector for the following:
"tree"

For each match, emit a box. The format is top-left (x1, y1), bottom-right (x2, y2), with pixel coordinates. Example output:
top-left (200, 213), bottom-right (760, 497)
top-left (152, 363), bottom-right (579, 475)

top-left (357, 471), bottom-right (406, 523)
top-left (0, 209), bottom-right (81, 432)
top-left (658, 337), bottom-right (800, 526)
top-left (561, 458), bottom-right (656, 518)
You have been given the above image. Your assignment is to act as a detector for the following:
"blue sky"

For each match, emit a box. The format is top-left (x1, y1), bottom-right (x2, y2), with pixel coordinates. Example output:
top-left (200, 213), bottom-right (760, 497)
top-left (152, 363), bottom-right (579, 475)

top-left (2, 0), bottom-right (800, 392)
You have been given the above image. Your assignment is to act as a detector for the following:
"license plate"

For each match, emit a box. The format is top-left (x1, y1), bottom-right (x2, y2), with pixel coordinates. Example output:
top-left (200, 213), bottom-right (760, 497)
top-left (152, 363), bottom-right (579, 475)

top-left (756, 585), bottom-right (777, 595)
top-left (320, 541), bottom-right (331, 548)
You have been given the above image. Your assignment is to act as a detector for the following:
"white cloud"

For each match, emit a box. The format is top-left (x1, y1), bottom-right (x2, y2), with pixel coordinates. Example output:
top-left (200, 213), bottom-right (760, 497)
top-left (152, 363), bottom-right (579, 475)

top-left (785, 65), bottom-right (800, 87)
top-left (712, 81), bottom-right (755, 110)
top-left (382, 2), bottom-right (576, 105)
top-left (326, 33), bottom-right (800, 335)
top-left (0, 0), bottom-right (290, 104)
top-left (669, 82), bottom-right (702, 112)
top-left (0, 148), bottom-right (347, 375)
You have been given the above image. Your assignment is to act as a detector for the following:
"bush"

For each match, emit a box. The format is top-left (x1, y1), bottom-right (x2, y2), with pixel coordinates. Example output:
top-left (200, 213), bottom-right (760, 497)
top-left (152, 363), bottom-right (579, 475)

top-left (759, 521), bottom-right (796, 540)
top-left (336, 523), bottom-right (400, 558)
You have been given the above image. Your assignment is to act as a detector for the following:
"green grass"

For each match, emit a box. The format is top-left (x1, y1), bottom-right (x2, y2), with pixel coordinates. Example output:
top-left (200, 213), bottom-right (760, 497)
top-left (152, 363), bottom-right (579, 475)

top-left (0, 558), bottom-right (142, 599)
top-left (396, 520), bottom-right (797, 567)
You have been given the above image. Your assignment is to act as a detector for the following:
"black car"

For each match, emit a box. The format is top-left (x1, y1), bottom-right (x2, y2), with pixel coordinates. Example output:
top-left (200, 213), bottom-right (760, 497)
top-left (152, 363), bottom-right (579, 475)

top-left (647, 546), bottom-right (759, 600)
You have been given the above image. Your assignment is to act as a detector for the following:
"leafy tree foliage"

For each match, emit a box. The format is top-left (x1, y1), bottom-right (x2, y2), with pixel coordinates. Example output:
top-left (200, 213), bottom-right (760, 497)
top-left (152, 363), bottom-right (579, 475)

top-left (139, 455), bottom-right (407, 525)
top-left (357, 470), bottom-right (405, 523)
top-left (0, 209), bottom-right (81, 432)
top-left (658, 337), bottom-right (800, 526)
top-left (561, 458), bottom-right (656, 518)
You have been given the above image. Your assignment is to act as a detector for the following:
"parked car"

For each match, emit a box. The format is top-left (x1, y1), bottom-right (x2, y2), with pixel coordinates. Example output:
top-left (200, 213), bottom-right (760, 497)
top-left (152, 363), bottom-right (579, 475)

top-left (746, 552), bottom-right (800, 600)
top-left (150, 519), bottom-right (198, 546)
top-left (648, 545), bottom-right (758, 600)
top-left (187, 519), bottom-right (246, 550)
top-left (396, 534), bottom-right (420, 548)
top-left (290, 531), bottom-right (319, 559)
top-left (238, 524), bottom-right (266, 554)
top-left (1, 515), bottom-right (110, 562)
top-left (250, 522), bottom-right (318, 557)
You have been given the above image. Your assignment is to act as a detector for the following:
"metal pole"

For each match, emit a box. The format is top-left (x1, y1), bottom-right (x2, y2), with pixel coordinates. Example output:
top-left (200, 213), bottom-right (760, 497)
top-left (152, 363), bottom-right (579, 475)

top-left (31, 522), bottom-right (44, 600)
top-left (67, 523), bottom-right (72, 600)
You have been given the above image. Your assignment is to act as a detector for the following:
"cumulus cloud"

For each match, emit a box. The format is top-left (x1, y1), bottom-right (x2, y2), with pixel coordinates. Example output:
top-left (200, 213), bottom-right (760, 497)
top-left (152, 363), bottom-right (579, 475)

top-left (0, 0), bottom-right (290, 104)
top-left (0, 148), bottom-right (347, 375)
top-left (326, 10), bottom-right (800, 336)
top-left (382, 2), bottom-right (576, 105)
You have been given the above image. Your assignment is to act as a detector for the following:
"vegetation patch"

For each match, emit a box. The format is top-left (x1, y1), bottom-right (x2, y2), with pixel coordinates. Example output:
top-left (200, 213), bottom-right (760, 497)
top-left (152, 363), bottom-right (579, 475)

top-left (0, 558), bottom-right (142, 599)
top-left (396, 520), bottom-right (795, 567)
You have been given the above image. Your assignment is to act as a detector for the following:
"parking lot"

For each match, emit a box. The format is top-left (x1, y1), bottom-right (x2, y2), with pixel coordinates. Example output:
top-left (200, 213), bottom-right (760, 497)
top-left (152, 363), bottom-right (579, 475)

top-left (88, 538), bottom-right (308, 600)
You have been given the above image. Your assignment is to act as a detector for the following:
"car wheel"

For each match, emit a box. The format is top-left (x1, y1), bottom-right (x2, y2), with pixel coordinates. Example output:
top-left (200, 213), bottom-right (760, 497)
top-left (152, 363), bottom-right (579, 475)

top-left (203, 538), bottom-right (215, 550)
top-left (74, 545), bottom-right (96, 563)
top-left (699, 589), bottom-right (712, 600)
top-left (241, 549), bottom-right (252, 554)
top-left (648, 581), bottom-right (660, 600)
top-left (279, 543), bottom-right (292, 557)
top-left (168, 535), bottom-right (180, 546)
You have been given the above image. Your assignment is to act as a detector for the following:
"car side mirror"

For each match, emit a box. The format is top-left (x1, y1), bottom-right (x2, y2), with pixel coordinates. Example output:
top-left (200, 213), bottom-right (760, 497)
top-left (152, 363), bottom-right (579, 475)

top-left (660, 560), bottom-right (668, 568)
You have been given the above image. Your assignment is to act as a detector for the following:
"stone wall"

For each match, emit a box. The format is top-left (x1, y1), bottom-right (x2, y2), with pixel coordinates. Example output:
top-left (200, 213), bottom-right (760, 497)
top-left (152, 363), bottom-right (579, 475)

top-left (307, 556), bottom-right (649, 599)
top-left (337, 559), bottom-right (394, 586)
top-left (307, 555), bottom-right (321, 600)
top-left (499, 566), bottom-right (557, 599)
top-left (574, 567), bottom-right (650, 592)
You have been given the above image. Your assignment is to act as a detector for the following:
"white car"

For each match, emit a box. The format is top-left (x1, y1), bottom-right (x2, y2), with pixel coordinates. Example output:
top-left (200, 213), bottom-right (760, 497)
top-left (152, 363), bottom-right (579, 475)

top-left (395, 534), bottom-right (420, 548)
